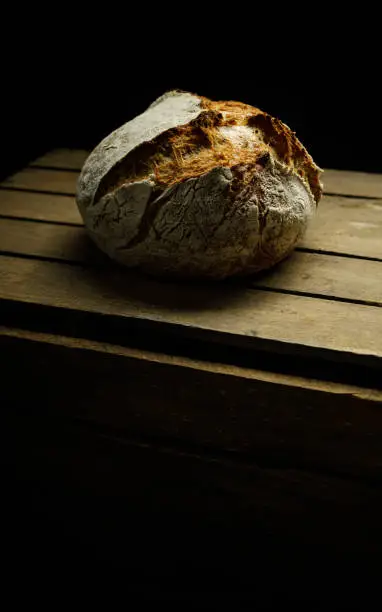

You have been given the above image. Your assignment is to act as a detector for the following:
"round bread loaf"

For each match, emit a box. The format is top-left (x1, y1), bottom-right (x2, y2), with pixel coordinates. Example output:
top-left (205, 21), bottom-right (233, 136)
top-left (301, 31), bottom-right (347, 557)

top-left (76, 91), bottom-right (322, 278)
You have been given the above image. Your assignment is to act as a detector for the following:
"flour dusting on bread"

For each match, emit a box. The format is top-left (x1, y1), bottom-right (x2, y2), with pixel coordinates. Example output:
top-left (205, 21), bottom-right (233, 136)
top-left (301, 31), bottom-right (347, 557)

top-left (76, 91), bottom-right (322, 278)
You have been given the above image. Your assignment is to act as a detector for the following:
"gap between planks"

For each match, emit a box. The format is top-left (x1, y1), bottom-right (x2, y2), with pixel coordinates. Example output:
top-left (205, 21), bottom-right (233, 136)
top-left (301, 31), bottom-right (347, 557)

top-left (1, 254), bottom-right (382, 371)
top-left (2, 324), bottom-right (381, 402)
top-left (4, 163), bottom-right (382, 200)
top-left (27, 148), bottom-right (382, 199)
top-left (0, 212), bottom-right (381, 307)
top-left (2, 326), bottom-right (382, 486)
top-left (0, 188), bottom-right (381, 261)
top-left (0, 194), bottom-right (382, 305)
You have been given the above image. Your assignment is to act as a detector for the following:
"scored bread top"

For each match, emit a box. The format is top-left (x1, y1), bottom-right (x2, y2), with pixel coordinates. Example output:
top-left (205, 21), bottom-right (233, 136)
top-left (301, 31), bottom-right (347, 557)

top-left (77, 90), bottom-right (322, 215)
top-left (76, 92), bottom-right (202, 211)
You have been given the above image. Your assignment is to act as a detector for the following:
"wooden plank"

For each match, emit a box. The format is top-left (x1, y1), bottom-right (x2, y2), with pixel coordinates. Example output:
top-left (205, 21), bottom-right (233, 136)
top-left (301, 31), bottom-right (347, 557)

top-left (0, 168), bottom-right (78, 195)
top-left (4, 325), bottom-right (380, 399)
top-left (28, 149), bottom-right (382, 198)
top-left (2, 326), bottom-right (382, 481)
top-left (0, 218), bottom-right (104, 264)
top-left (1, 255), bottom-right (382, 369)
top-left (29, 148), bottom-right (89, 170)
top-left (4, 412), bottom-right (382, 563)
top-left (1, 188), bottom-right (381, 261)
top-left (254, 251), bottom-right (382, 306)
top-left (0, 189), bottom-right (82, 224)
top-left (4, 328), bottom-right (382, 579)
top-left (301, 195), bottom-right (382, 259)
top-left (1, 217), bottom-right (381, 305)
top-left (5, 425), bottom-right (381, 602)
top-left (323, 168), bottom-right (382, 199)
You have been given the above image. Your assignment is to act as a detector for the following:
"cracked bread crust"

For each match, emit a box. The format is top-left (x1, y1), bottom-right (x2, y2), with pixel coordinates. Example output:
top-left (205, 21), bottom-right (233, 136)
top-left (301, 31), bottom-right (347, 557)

top-left (76, 90), bottom-right (322, 278)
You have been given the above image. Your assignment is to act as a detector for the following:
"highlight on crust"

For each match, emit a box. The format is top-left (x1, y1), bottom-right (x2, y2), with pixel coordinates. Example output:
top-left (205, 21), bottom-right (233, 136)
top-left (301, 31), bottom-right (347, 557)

top-left (76, 91), bottom-right (322, 279)
top-left (95, 93), bottom-right (322, 206)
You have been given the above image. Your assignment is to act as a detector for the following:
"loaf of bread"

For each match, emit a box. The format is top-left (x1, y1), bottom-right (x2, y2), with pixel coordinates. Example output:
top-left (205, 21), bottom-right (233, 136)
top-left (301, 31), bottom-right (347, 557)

top-left (76, 91), bottom-right (322, 278)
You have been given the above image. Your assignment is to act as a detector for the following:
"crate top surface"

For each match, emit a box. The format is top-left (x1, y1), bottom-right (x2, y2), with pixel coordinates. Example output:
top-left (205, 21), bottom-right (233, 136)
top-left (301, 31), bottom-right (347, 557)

top-left (1, 149), bottom-right (381, 388)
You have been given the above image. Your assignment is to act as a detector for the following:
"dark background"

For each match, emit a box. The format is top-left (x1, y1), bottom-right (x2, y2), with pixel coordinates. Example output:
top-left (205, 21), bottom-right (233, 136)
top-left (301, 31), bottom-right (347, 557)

top-left (2, 54), bottom-right (381, 180)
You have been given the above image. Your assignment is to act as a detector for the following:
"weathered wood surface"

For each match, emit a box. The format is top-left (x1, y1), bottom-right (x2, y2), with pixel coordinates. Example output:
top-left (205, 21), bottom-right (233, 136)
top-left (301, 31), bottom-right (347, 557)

top-left (2, 149), bottom-right (382, 575)
top-left (323, 168), bottom-right (382, 199)
top-left (1, 216), bottom-right (381, 305)
top-left (29, 148), bottom-right (89, 171)
top-left (301, 195), bottom-right (382, 260)
top-left (2, 327), bottom-right (381, 481)
top-left (1, 254), bottom-right (382, 373)
top-left (1, 167), bottom-right (78, 195)
top-left (0, 189), bottom-right (81, 224)
top-left (1, 152), bottom-right (382, 377)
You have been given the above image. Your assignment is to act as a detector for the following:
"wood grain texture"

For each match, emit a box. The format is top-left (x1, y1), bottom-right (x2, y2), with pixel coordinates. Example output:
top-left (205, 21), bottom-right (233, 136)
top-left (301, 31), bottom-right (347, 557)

top-left (29, 148), bottom-right (89, 170)
top-left (2, 326), bottom-right (381, 481)
top-left (301, 195), bottom-right (382, 259)
top-left (0, 189), bottom-right (81, 224)
top-left (253, 251), bottom-right (382, 305)
top-left (27, 149), bottom-right (382, 198)
top-left (323, 169), bottom-right (382, 199)
top-left (1, 168), bottom-right (78, 194)
top-left (4, 325), bottom-right (380, 398)
top-left (1, 255), bottom-right (382, 369)
top-left (1, 217), bottom-right (381, 305)
top-left (0, 218), bottom-right (103, 264)
top-left (1, 188), bottom-right (381, 260)
top-left (4, 149), bottom-right (382, 576)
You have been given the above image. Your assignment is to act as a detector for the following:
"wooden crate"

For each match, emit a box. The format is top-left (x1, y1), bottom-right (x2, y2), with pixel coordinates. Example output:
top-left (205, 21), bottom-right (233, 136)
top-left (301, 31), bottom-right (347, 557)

top-left (1, 150), bottom-right (382, 574)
